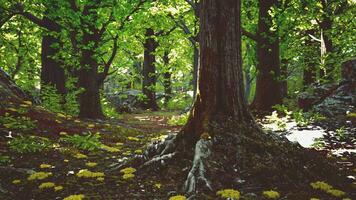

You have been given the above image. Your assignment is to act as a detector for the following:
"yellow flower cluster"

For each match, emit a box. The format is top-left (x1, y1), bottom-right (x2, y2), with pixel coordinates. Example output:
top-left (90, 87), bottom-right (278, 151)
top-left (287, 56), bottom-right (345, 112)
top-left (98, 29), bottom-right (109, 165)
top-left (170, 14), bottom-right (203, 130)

top-left (28, 172), bottom-right (53, 181)
top-left (38, 182), bottom-right (55, 189)
top-left (73, 153), bottom-right (87, 159)
top-left (262, 190), bottom-right (280, 199)
top-left (85, 162), bottom-right (98, 167)
top-left (76, 169), bottom-right (104, 178)
top-left (120, 167), bottom-right (136, 180)
top-left (101, 145), bottom-right (120, 152)
top-left (63, 194), bottom-right (85, 200)
top-left (40, 164), bottom-right (53, 169)
top-left (169, 195), bottom-right (186, 200)
top-left (127, 137), bottom-right (140, 141)
top-left (216, 189), bottom-right (240, 199)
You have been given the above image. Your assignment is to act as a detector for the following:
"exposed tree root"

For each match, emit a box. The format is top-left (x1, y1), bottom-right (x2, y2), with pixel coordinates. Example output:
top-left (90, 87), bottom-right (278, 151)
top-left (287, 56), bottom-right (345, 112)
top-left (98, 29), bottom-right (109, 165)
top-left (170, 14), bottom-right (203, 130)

top-left (116, 118), bottom-right (348, 198)
top-left (183, 139), bottom-right (213, 194)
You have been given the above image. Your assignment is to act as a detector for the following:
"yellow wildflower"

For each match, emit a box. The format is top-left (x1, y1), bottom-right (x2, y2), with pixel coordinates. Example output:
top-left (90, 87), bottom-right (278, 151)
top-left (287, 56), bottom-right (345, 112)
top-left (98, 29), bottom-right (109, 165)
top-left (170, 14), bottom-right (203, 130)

top-left (63, 194), bottom-right (85, 200)
top-left (169, 195), bottom-right (186, 200)
top-left (216, 189), bottom-right (240, 199)
top-left (38, 182), bottom-right (55, 189)
top-left (28, 172), bottom-right (52, 181)
top-left (120, 167), bottom-right (136, 174)
top-left (12, 180), bottom-right (21, 184)
top-left (85, 162), bottom-right (98, 167)
top-left (262, 190), bottom-right (280, 199)
top-left (54, 186), bottom-right (64, 191)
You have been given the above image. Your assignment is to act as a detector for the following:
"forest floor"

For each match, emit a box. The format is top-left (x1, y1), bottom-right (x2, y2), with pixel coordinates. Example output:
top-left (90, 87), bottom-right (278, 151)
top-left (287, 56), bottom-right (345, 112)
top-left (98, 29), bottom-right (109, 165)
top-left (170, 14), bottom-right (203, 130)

top-left (0, 102), bottom-right (355, 200)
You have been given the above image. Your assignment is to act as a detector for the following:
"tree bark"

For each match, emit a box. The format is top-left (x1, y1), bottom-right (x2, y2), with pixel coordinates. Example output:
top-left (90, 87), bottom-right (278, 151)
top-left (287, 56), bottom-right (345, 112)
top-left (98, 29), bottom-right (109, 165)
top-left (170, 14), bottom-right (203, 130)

top-left (41, 28), bottom-right (66, 96)
top-left (77, 7), bottom-right (104, 119)
top-left (181, 0), bottom-right (253, 147)
top-left (192, 45), bottom-right (199, 99)
top-left (251, 0), bottom-right (284, 113)
top-left (142, 28), bottom-right (159, 111)
top-left (319, 0), bottom-right (334, 81)
top-left (303, 29), bottom-right (318, 87)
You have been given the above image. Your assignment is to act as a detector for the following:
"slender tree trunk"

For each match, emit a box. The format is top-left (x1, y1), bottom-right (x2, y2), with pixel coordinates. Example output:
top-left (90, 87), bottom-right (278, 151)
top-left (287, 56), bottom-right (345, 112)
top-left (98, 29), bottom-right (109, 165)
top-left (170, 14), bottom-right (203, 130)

top-left (77, 36), bottom-right (103, 118)
top-left (319, 3), bottom-right (334, 81)
top-left (77, 7), bottom-right (104, 119)
top-left (251, 0), bottom-right (283, 112)
top-left (163, 51), bottom-right (172, 106)
top-left (40, 16), bottom-right (66, 96)
top-left (11, 29), bottom-right (23, 79)
top-left (303, 29), bottom-right (318, 87)
top-left (142, 28), bottom-right (159, 111)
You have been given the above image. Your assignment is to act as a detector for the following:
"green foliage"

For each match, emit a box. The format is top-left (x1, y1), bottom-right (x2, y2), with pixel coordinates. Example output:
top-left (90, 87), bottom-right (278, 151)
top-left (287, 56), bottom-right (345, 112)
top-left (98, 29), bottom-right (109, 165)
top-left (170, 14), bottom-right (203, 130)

top-left (0, 154), bottom-right (11, 166)
top-left (0, 113), bottom-right (37, 131)
top-left (335, 127), bottom-right (347, 140)
top-left (8, 136), bottom-right (51, 153)
top-left (167, 112), bottom-right (189, 126)
top-left (41, 84), bottom-right (63, 113)
top-left (101, 94), bottom-right (121, 118)
top-left (165, 92), bottom-right (192, 110)
top-left (60, 132), bottom-right (102, 151)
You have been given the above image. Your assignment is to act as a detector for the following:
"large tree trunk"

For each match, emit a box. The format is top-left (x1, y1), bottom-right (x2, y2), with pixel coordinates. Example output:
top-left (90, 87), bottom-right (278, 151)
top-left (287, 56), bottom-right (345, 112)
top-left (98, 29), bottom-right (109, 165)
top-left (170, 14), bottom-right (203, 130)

top-left (192, 45), bottom-right (199, 99)
top-left (142, 28), bottom-right (159, 111)
top-left (250, 0), bottom-right (284, 113)
top-left (136, 0), bottom-right (344, 197)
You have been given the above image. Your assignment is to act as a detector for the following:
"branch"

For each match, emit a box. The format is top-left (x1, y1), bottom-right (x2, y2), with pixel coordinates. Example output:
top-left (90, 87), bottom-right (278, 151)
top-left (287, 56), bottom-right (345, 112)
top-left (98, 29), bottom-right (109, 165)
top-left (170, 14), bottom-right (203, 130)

top-left (156, 25), bottom-right (177, 37)
top-left (184, 0), bottom-right (197, 11)
top-left (308, 34), bottom-right (322, 43)
top-left (117, 0), bottom-right (147, 31)
top-left (98, 35), bottom-right (119, 83)
top-left (241, 28), bottom-right (258, 41)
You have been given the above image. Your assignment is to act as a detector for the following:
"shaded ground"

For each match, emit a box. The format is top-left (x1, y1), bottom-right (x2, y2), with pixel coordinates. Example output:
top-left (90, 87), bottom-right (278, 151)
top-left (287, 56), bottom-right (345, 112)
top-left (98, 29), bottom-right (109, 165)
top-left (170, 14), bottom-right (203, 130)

top-left (0, 101), bottom-right (355, 199)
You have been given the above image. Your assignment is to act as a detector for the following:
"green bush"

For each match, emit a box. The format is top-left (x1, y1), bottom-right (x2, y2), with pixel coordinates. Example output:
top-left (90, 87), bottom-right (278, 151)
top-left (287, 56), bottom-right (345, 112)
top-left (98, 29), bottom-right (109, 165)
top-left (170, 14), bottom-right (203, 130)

top-left (165, 92), bottom-right (192, 111)
top-left (41, 84), bottom-right (63, 113)
top-left (0, 113), bottom-right (37, 131)
top-left (167, 113), bottom-right (189, 126)
top-left (60, 132), bottom-right (102, 151)
top-left (0, 154), bottom-right (11, 165)
top-left (8, 136), bottom-right (51, 153)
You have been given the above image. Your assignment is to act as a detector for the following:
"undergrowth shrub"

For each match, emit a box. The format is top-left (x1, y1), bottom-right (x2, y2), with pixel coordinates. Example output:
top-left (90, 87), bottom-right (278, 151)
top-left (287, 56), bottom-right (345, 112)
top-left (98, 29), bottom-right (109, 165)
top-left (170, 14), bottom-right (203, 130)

top-left (0, 113), bottom-right (37, 131)
top-left (60, 132), bottom-right (102, 151)
top-left (8, 136), bottom-right (51, 153)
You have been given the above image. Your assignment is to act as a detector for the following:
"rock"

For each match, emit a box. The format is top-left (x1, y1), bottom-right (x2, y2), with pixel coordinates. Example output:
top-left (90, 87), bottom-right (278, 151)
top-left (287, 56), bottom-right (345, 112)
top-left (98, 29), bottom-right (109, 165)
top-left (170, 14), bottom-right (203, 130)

top-left (298, 59), bottom-right (356, 116)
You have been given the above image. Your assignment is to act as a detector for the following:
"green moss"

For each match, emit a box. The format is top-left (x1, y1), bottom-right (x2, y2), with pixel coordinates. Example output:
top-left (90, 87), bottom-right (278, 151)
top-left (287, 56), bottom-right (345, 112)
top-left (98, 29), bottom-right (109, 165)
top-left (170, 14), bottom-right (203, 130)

top-left (216, 189), bottom-right (240, 199)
